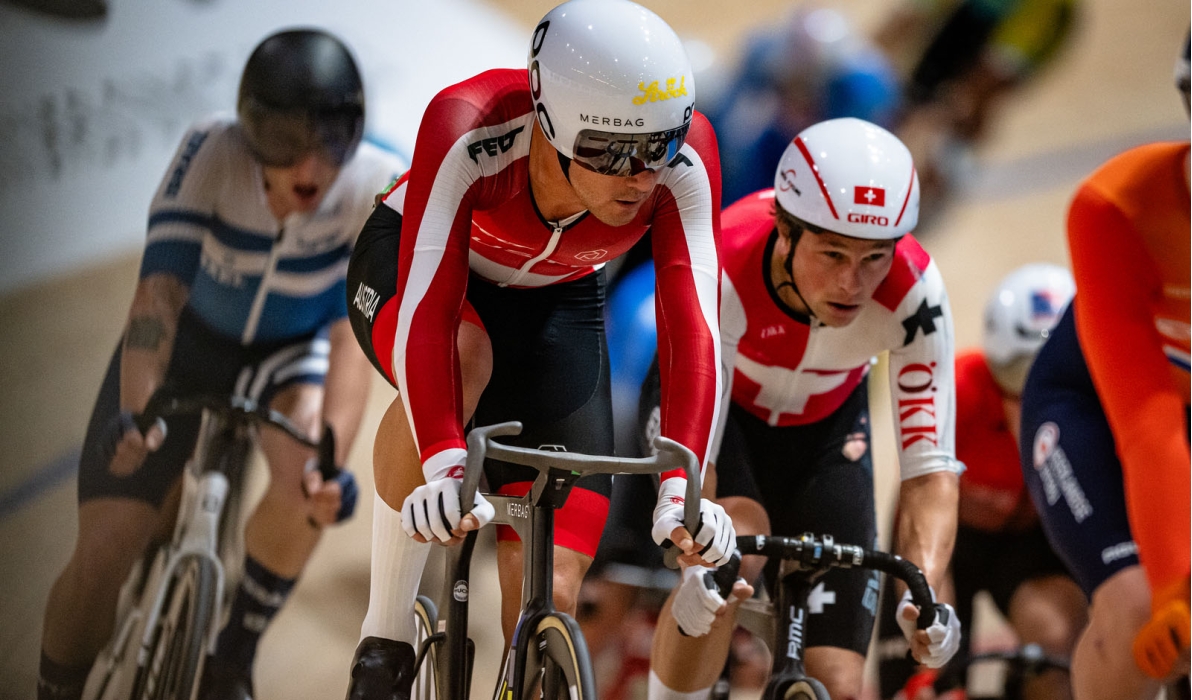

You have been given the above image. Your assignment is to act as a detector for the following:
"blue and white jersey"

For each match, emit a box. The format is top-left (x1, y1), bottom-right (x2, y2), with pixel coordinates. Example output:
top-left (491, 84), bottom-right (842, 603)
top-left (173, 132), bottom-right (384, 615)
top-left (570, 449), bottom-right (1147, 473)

top-left (140, 115), bottom-right (404, 345)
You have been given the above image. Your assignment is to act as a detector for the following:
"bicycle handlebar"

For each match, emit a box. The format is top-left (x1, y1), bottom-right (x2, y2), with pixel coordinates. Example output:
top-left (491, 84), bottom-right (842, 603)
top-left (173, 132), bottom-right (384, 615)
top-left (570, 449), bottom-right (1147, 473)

top-left (461, 422), bottom-right (702, 556)
top-left (711, 534), bottom-right (937, 631)
top-left (136, 393), bottom-right (336, 479)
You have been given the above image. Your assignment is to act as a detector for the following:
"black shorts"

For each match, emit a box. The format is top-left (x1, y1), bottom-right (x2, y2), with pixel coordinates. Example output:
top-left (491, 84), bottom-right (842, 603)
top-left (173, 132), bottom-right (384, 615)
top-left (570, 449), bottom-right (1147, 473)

top-left (77, 308), bottom-right (330, 507)
top-left (611, 359), bottom-right (880, 654)
top-left (346, 204), bottom-right (615, 557)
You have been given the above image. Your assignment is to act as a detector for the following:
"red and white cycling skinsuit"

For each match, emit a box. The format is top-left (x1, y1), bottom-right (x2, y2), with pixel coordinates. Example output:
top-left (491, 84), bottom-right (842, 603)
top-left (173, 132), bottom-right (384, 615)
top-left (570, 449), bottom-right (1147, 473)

top-left (379, 68), bottom-right (723, 483)
top-left (713, 190), bottom-right (960, 480)
top-left (1067, 141), bottom-right (1190, 597)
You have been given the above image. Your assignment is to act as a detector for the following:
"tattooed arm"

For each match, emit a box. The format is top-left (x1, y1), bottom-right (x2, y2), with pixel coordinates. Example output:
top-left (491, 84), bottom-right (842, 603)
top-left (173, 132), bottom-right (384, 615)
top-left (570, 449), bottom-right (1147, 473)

top-left (119, 273), bottom-right (190, 414)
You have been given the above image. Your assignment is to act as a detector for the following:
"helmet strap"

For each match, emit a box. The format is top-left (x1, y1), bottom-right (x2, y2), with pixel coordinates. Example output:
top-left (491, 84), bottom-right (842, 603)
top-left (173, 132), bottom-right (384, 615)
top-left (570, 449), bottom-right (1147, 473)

top-left (775, 227), bottom-right (816, 320)
top-left (556, 150), bottom-right (573, 182)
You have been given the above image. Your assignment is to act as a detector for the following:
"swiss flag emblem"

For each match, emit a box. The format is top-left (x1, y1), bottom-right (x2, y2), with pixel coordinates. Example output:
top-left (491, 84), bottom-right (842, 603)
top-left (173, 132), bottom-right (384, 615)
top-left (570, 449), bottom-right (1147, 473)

top-left (854, 186), bottom-right (885, 206)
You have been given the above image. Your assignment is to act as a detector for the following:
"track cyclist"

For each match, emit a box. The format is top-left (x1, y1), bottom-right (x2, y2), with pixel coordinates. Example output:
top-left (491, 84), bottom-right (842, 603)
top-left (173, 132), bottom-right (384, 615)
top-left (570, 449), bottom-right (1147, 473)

top-left (1017, 35), bottom-right (1191, 700)
top-left (875, 264), bottom-right (1087, 700)
top-left (644, 117), bottom-right (963, 700)
top-left (342, 1), bottom-right (735, 697)
top-left (36, 29), bottom-right (403, 700)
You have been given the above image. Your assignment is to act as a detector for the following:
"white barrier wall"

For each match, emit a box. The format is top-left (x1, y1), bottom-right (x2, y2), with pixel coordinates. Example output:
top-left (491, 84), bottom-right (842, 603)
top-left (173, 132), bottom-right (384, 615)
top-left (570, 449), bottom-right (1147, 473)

top-left (0, 0), bottom-right (528, 294)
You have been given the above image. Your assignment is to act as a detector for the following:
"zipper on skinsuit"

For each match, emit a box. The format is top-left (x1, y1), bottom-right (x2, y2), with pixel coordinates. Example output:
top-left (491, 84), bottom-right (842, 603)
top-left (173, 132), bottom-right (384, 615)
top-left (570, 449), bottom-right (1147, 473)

top-left (241, 226), bottom-right (284, 344)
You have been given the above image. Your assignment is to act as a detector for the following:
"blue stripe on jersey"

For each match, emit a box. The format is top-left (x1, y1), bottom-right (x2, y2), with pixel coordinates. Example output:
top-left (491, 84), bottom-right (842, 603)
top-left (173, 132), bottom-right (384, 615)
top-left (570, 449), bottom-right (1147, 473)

top-left (276, 242), bottom-right (351, 274)
top-left (253, 280), bottom-right (347, 342)
top-left (211, 215), bottom-right (275, 252)
top-left (140, 240), bottom-right (202, 284)
top-left (187, 271), bottom-right (258, 340)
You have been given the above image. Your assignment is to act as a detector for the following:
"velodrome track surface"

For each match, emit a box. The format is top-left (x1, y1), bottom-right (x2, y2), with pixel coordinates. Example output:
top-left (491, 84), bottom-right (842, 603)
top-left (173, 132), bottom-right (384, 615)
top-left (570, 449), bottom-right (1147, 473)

top-left (0, 0), bottom-right (1187, 697)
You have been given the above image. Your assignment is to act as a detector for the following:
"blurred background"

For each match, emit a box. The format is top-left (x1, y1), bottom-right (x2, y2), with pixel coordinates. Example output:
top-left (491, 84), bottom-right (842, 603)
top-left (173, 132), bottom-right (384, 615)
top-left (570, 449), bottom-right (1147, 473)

top-left (0, 0), bottom-right (1187, 697)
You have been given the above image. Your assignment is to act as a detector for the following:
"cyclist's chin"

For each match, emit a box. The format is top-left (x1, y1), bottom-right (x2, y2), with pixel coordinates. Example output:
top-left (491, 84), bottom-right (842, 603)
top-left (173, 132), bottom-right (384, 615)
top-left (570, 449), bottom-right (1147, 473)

top-left (589, 199), bottom-right (643, 227)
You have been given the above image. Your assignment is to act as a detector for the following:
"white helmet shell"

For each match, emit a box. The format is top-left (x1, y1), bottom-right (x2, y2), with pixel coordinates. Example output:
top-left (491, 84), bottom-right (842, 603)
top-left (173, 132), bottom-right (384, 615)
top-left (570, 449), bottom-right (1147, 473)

top-left (773, 117), bottom-right (918, 239)
top-left (983, 263), bottom-right (1075, 367)
top-left (528, 0), bottom-right (695, 159)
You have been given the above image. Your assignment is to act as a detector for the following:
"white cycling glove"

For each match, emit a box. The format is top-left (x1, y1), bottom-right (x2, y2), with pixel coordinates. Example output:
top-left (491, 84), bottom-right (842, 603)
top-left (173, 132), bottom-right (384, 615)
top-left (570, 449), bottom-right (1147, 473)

top-left (400, 453), bottom-right (495, 543)
top-left (672, 564), bottom-right (747, 637)
top-left (896, 588), bottom-right (962, 669)
top-left (651, 478), bottom-right (736, 567)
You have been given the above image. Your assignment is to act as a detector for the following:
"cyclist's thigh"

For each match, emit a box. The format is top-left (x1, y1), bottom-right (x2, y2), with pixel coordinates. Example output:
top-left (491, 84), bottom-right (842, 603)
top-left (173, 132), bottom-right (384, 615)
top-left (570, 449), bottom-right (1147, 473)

top-left (470, 272), bottom-right (614, 559)
top-left (750, 383), bottom-right (880, 656)
top-left (1019, 306), bottom-right (1137, 598)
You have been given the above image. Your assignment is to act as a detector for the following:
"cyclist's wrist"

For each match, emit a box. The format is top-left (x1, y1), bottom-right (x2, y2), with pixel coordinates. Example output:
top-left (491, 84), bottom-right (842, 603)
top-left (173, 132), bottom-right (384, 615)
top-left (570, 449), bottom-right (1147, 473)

top-left (421, 447), bottom-right (468, 483)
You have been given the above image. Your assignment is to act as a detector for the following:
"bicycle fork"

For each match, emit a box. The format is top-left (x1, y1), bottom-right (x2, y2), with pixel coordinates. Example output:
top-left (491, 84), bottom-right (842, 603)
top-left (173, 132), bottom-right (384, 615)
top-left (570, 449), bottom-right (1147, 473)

top-left (135, 471), bottom-right (229, 665)
top-left (764, 572), bottom-right (818, 699)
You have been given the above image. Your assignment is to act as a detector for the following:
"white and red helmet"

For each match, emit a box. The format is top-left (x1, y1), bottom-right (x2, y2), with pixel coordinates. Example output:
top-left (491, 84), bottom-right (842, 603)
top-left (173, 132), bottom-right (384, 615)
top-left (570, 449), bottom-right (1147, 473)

top-left (773, 117), bottom-right (919, 239)
top-left (983, 263), bottom-right (1075, 394)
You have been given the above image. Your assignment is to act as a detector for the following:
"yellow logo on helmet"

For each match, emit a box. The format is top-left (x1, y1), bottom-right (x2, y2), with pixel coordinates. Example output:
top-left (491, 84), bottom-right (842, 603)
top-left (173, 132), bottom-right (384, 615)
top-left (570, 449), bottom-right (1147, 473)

top-left (633, 76), bottom-right (688, 105)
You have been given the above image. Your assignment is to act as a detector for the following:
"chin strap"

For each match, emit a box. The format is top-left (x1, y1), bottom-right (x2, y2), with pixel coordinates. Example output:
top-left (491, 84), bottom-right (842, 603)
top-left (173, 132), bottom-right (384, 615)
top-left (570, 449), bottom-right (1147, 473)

top-left (556, 150), bottom-right (572, 181)
top-left (775, 238), bottom-right (816, 319)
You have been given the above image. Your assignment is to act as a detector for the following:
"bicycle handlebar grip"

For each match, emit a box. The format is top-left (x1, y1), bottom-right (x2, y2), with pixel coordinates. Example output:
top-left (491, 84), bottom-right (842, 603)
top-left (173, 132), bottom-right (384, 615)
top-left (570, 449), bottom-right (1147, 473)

top-left (316, 424), bottom-right (338, 480)
top-left (461, 422), bottom-right (524, 516)
top-left (710, 551), bottom-right (742, 598)
top-left (652, 436), bottom-right (701, 569)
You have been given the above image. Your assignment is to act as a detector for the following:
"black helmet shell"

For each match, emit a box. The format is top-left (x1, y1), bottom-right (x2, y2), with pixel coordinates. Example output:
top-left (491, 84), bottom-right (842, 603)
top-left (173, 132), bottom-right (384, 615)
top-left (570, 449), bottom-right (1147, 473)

top-left (237, 29), bottom-right (365, 166)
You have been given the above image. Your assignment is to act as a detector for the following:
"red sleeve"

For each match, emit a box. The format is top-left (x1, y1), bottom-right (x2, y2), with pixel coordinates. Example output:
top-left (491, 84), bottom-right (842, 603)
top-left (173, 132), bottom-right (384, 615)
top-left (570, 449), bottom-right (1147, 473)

top-left (1068, 185), bottom-right (1191, 593)
top-left (392, 87), bottom-right (489, 471)
top-left (653, 112), bottom-right (724, 480)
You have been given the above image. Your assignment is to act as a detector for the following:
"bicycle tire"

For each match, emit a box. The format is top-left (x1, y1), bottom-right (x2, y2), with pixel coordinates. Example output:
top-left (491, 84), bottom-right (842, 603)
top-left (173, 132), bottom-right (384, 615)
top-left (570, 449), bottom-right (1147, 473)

top-left (520, 613), bottom-right (595, 700)
top-left (779, 678), bottom-right (829, 700)
top-left (412, 595), bottom-right (439, 700)
top-left (134, 556), bottom-right (217, 700)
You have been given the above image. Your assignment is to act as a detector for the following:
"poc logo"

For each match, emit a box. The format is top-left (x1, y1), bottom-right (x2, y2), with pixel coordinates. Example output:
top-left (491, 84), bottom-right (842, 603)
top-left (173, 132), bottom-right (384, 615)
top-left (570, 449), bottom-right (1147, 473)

top-left (847, 213), bottom-right (889, 226)
top-left (453, 581), bottom-right (469, 602)
top-left (467, 125), bottom-right (525, 163)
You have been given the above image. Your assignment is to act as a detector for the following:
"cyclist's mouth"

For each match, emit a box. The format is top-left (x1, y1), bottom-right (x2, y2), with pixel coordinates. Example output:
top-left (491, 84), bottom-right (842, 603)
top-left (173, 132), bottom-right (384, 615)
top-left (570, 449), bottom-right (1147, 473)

top-left (293, 184), bottom-right (320, 205)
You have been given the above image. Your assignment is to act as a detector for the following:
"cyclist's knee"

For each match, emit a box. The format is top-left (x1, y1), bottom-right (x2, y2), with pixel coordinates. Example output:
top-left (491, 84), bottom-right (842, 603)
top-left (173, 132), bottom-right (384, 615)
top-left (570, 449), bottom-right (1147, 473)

top-left (805, 646), bottom-right (863, 699)
top-left (1070, 566), bottom-right (1155, 698)
top-left (1008, 574), bottom-right (1087, 656)
top-left (260, 383), bottom-right (322, 495)
top-left (552, 546), bottom-right (593, 615)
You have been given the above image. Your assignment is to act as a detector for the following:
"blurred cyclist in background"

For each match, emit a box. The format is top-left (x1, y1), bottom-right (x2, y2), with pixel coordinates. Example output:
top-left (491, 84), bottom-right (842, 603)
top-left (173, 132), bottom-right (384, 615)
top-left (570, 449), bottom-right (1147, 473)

top-left (876, 0), bottom-right (1079, 227)
top-left (342, 1), bottom-right (735, 697)
top-left (701, 4), bottom-right (901, 206)
top-left (1016, 34), bottom-right (1190, 700)
top-left (875, 264), bottom-right (1087, 700)
top-left (36, 29), bottom-right (403, 700)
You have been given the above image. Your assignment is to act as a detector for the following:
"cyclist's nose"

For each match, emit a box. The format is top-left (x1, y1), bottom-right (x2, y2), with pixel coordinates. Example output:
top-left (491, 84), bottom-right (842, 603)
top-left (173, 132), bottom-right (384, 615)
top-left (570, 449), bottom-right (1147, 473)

top-left (624, 168), bottom-right (658, 194)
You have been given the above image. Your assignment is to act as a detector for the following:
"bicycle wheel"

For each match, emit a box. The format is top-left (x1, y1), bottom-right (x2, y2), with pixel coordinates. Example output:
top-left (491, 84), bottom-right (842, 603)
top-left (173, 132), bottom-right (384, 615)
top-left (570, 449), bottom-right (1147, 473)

top-left (779, 678), bottom-right (829, 700)
top-left (135, 556), bottom-right (217, 700)
top-left (412, 595), bottom-right (439, 700)
top-left (520, 613), bottom-right (595, 700)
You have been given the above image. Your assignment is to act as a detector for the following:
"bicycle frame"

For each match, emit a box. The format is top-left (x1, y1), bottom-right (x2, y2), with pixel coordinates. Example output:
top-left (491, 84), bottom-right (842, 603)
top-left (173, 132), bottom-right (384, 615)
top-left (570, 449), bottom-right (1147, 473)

top-left (425, 421), bottom-right (702, 700)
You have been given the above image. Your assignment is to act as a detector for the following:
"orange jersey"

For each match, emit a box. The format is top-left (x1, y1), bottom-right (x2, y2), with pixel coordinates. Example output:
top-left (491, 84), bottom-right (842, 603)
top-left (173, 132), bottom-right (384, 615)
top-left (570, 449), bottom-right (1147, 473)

top-left (1067, 141), bottom-right (1191, 594)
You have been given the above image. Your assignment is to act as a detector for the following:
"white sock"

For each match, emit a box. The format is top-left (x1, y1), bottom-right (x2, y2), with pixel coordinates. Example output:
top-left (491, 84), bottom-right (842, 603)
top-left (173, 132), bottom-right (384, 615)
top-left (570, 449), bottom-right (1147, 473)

top-left (360, 490), bottom-right (430, 644)
top-left (648, 669), bottom-right (714, 700)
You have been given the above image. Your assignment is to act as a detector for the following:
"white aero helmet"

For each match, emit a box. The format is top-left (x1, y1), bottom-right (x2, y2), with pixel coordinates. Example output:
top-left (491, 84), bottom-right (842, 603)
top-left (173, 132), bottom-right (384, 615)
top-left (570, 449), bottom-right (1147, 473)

top-left (529, 0), bottom-right (695, 176)
top-left (983, 263), bottom-right (1075, 394)
top-left (773, 117), bottom-right (918, 239)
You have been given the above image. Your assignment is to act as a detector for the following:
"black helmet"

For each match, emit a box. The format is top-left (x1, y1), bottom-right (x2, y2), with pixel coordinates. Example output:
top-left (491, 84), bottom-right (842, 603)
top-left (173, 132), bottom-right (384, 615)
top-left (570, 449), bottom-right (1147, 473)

top-left (237, 28), bottom-right (365, 167)
top-left (1177, 31), bottom-right (1190, 115)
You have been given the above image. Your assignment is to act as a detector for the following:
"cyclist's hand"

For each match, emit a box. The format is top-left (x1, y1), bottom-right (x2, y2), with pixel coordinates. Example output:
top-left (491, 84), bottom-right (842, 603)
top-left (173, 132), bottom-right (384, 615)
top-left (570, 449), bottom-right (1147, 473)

top-left (303, 467), bottom-right (359, 526)
top-left (401, 475), bottom-right (495, 545)
top-left (672, 563), bottom-right (752, 637)
top-left (103, 410), bottom-right (167, 477)
top-left (651, 477), bottom-right (736, 567)
top-left (897, 589), bottom-right (961, 669)
top-left (1133, 577), bottom-right (1191, 679)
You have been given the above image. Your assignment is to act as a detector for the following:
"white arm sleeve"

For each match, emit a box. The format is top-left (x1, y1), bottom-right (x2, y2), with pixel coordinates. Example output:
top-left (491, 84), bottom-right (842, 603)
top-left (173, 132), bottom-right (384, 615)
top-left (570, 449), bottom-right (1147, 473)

top-left (709, 273), bottom-right (746, 464)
